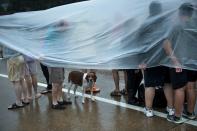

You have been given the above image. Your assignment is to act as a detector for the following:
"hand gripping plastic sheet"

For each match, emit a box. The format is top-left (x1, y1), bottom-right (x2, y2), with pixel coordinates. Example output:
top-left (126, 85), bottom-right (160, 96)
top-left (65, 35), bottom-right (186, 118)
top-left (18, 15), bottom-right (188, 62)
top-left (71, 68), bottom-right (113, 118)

top-left (0, 0), bottom-right (197, 69)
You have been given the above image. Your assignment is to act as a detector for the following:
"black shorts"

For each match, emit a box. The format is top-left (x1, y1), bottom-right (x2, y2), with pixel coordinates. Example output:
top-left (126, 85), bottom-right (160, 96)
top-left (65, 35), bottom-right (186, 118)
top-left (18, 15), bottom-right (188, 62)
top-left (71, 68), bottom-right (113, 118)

top-left (170, 68), bottom-right (187, 90)
top-left (187, 70), bottom-right (197, 82)
top-left (144, 66), bottom-right (165, 87)
top-left (163, 66), bottom-right (171, 84)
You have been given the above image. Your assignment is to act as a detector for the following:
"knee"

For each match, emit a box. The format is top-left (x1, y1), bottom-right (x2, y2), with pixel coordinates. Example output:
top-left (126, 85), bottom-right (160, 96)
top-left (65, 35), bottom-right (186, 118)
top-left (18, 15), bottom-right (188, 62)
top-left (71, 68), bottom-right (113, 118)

top-left (186, 85), bottom-right (194, 91)
top-left (25, 75), bottom-right (31, 82)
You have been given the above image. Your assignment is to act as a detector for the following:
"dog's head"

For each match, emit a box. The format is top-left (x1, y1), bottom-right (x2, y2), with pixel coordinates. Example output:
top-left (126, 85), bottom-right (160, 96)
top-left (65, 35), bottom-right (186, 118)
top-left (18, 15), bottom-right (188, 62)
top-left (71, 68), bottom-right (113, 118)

top-left (85, 72), bottom-right (97, 86)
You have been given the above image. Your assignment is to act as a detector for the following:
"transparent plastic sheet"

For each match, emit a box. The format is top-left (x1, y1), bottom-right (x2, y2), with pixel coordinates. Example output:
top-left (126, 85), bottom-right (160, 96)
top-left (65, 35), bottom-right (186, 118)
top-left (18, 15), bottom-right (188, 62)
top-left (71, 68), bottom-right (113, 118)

top-left (0, 0), bottom-right (196, 69)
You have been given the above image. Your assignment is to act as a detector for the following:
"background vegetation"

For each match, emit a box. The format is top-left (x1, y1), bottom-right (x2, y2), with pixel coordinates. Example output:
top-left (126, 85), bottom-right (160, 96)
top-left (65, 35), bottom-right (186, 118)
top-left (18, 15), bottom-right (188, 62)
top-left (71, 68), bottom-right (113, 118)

top-left (0, 0), bottom-right (86, 15)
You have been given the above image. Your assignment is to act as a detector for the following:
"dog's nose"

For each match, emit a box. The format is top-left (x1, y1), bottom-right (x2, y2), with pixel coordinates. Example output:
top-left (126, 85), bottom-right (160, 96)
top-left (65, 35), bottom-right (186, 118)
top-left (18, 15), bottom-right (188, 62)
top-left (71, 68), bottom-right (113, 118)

top-left (89, 79), bottom-right (93, 82)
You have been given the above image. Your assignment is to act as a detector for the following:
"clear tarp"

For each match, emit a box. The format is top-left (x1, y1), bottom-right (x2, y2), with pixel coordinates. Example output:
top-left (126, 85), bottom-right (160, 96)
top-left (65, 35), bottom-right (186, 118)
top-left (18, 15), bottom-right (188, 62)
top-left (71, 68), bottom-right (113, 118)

top-left (0, 0), bottom-right (196, 69)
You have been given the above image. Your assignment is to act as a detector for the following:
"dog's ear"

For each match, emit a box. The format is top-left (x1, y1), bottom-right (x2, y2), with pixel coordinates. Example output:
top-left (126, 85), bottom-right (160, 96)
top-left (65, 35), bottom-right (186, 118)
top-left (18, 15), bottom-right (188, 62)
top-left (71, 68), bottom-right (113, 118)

top-left (85, 74), bottom-right (89, 82)
top-left (89, 72), bottom-right (97, 82)
top-left (93, 74), bottom-right (97, 82)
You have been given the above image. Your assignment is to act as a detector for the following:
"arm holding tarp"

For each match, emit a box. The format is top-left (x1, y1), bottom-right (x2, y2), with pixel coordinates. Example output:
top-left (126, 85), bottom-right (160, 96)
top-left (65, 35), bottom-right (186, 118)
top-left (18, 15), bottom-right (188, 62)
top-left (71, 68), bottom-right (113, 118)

top-left (163, 39), bottom-right (182, 72)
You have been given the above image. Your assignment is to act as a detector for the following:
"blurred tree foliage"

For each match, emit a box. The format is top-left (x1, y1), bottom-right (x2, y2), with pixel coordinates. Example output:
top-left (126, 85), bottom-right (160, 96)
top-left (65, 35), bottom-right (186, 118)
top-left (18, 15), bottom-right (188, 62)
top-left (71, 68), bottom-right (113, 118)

top-left (0, 0), bottom-right (86, 15)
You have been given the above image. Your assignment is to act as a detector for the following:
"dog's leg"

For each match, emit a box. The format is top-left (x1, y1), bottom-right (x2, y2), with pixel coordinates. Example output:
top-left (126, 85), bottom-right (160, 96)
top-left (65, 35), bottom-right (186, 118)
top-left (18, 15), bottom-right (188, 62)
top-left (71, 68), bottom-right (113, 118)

top-left (91, 86), bottom-right (95, 101)
top-left (74, 85), bottom-right (78, 98)
top-left (82, 86), bottom-right (86, 104)
top-left (67, 83), bottom-right (72, 99)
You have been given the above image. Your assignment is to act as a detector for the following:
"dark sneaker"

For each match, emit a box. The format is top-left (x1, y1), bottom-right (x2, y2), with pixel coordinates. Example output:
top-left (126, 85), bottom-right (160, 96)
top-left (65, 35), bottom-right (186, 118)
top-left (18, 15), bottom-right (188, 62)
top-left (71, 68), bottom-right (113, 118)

top-left (167, 115), bottom-right (185, 124)
top-left (128, 97), bottom-right (139, 106)
top-left (58, 100), bottom-right (72, 105)
top-left (183, 111), bottom-right (196, 120)
top-left (47, 84), bottom-right (52, 89)
top-left (51, 104), bottom-right (65, 110)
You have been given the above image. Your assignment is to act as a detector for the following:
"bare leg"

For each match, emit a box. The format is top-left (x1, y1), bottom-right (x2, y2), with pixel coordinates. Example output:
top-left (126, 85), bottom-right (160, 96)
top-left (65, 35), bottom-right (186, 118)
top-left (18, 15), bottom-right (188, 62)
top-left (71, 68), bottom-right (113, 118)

top-left (21, 78), bottom-right (29, 103)
top-left (186, 82), bottom-right (196, 113)
top-left (52, 83), bottom-right (59, 105)
top-left (51, 83), bottom-right (66, 109)
top-left (25, 75), bottom-right (33, 99)
top-left (174, 87), bottom-right (185, 117)
top-left (13, 81), bottom-right (23, 106)
top-left (57, 82), bottom-right (63, 102)
top-left (145, 87), bottom-right (155, 109)
top-left (112, 70), bottom-right (120, 92)
top-left (163, 83), bottom-right (174, 108)
top-left (31, 75), bottom-right (37, 93)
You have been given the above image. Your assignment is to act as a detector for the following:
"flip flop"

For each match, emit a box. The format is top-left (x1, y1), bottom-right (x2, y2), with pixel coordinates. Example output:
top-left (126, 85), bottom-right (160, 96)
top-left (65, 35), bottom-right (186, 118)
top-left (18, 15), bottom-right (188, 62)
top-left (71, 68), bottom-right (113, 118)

top-left (51, 104), bottom-right (65, 110)
top-left (58, 100), bottom-right (72, 105)
top-left (110, 90), bottom-right (121, 97)
top-left (22, 101), bottom-right (30, 106)
top-left (8, 103), bottom-right (24, 110)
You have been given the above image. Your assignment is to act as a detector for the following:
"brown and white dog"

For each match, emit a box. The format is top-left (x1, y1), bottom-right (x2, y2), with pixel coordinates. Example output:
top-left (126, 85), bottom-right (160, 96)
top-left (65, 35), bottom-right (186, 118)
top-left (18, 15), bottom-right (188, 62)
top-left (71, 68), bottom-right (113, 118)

top-left (67, 71), bottom-right (97, 103)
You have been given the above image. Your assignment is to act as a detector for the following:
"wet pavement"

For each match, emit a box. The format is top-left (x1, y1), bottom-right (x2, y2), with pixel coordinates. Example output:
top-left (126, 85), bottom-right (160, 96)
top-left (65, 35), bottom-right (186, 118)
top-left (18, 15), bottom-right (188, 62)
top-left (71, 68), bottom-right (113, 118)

top-left (0, 59), bottom-right (197, 131)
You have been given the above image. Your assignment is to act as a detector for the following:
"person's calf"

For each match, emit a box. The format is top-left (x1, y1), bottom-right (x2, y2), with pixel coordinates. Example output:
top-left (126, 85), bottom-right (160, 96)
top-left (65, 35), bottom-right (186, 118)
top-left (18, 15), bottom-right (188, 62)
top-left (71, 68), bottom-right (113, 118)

top-left (186, 83), bottom-right (196, 114)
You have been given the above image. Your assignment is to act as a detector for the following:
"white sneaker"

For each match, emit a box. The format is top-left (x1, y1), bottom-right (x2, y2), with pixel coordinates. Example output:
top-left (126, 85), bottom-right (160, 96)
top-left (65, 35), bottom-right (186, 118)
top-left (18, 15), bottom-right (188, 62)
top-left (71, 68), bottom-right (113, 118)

top-left (166, 106), bottom-right (175, 116)
top-left (35, 93), bottom-right (42, 99)
top-left (144, 107), bottom-right (154, 117)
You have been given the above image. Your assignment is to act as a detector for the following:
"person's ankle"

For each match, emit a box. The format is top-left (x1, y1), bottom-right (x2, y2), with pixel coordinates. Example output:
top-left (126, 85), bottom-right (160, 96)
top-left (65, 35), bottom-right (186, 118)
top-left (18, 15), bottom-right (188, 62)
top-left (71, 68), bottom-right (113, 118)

top-left (187, 109), bottom-right (194, 115)
top-left (145, 107), bottom-right (152, 110)
top-left (115, 89), bottom-right (120, 92)
top-left (27, 95), bottom-right (33, 99)
top-left (52, 102), bottom-right (58, 105)
top-left (174, 114), bottom-right (181, 118)
top-left (23, 98), bottom-right (29, 103)
top-left (167, 105), bottom-right (173, 109)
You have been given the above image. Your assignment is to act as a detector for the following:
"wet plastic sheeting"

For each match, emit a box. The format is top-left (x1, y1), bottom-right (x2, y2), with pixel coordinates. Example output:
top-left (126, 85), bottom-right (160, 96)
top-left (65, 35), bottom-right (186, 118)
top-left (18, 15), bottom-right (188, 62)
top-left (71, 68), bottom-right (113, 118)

top-left (0, 0), bottom-right (196, 69)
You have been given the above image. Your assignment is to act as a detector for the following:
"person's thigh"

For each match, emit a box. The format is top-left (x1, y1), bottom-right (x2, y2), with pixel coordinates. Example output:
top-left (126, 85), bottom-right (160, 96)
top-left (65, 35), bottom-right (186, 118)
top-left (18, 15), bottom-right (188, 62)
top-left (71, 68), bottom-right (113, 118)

top-left (27, 62), bottom-right (37, 75)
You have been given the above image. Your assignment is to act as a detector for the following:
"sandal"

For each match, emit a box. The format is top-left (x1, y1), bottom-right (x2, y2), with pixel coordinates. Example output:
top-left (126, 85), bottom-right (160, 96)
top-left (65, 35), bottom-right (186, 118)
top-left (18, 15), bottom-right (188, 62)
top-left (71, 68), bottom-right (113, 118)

top-left (110, 90), bottom-right (121, 97)
top-left (22, 101), bottom-right (30, 106)
top-left (8, 103), bottom-right (24, 110)
top-left (120, 89), bottom-right (128, 95)
top-left (58, 100), bottom-right (72, 105)
top-left (51, 104), bottom-right (65, 110)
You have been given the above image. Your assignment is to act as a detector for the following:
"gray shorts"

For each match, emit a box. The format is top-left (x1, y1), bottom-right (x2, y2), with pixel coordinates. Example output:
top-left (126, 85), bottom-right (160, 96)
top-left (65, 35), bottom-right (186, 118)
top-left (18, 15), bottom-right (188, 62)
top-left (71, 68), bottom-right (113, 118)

top-left (7, 55), bottom-right (26, 81)
top-left (25, 61), bottom-right (37, 76)
top-left (49, 67), bottom-right (65, 83)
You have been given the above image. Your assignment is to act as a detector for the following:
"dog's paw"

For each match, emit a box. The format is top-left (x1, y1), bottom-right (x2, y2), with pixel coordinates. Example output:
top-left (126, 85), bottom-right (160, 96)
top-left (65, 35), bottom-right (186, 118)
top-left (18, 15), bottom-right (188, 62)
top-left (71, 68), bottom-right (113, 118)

top-left (91, 97), bottom-right (95, 101)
